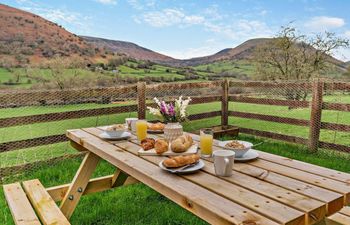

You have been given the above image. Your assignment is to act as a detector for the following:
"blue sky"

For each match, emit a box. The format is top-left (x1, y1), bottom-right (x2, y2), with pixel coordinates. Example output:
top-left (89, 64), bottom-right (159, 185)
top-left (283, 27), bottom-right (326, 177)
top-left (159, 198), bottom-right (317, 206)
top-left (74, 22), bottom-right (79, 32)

top-left (3, 0), bottom-right (350, 60)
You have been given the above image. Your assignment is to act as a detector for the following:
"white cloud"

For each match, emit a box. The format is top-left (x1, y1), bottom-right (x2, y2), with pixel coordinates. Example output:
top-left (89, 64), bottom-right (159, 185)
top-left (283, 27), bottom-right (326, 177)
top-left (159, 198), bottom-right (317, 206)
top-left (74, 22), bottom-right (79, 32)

top-left (258, 10), bottom-right (268, 16)
top-left (95, 0), bottom-right (117, 5)
top-left (344, 30), bottom-right (350, 38)
top-left (21, 7), bottom-right (91, 33)
top-left (204, 19), bottom-right (273, 41)
top-left (140, 8), bottom-right (205, 27)
top-left (305, 16), bottom-right (345, 31)
top-left (160, 45), bottom-right (222, 59)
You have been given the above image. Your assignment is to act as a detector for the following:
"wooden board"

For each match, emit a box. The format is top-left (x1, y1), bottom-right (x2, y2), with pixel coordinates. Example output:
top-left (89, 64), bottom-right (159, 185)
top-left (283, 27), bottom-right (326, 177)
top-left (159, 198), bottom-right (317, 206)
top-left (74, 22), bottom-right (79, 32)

top-left (247, 159), bottom-right (350, 203)
top-left (60, 152), bottom-right (100, 219)
top-left (3, 183), bottom-right (41, 225)
top-left (67, 128), bottom-right (279, 225)
top-left (339, 207), bottom-right (350, 217)
top-left (22, 179), bottom-right (70, 225)
top-left (326, 213), bottom-right (350, 225)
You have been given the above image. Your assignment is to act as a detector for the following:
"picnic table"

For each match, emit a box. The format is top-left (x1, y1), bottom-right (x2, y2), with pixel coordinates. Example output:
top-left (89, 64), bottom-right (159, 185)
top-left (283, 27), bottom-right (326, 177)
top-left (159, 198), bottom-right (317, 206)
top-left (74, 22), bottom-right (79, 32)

top-left (54, 126), bottom-right (350, 224)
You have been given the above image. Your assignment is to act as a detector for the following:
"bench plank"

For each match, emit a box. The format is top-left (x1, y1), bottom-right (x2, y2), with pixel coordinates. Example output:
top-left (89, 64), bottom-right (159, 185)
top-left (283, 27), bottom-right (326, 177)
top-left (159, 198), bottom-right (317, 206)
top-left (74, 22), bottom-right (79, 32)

top-left (3, 183), bottom-right (41, 225)
top-left (339, 207), bottom-right (350, 217)
top-left (22, 179), bottom-right (70, 225)
top-left (326, 213), bottom-right (350, 225)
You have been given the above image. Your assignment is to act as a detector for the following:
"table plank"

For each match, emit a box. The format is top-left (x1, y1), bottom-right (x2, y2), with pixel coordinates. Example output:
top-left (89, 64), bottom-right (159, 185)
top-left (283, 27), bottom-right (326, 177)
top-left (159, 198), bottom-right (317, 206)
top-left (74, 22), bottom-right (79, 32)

top-left (187, 133), bottom-right (344, 215)
top-left (248, 159), bottom-right (350, 204)
top-left (67, 129), bottom-right (279, 225)
top-left (87, 128), bottom-right (307, 225)
top-left (252, 150), bottom-right (350, 185)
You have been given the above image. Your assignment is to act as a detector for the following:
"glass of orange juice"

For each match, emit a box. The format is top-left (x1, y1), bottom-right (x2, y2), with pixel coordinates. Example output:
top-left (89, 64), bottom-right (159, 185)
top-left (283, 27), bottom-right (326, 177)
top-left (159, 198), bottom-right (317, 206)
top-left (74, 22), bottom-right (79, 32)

top-left (200, 128), bottom-right (213, 157)
top-left (136, 120), bottom-right (147, 141)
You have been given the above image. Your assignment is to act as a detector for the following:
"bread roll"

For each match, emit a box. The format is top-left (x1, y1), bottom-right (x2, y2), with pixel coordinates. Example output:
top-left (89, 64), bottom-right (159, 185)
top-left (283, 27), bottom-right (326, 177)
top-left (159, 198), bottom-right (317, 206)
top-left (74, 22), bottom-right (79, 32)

top-left (163, 154), bottom-right (200, 168)
top-left (155, 139), bottom-right (168, 155)
top-left (170, 134), bottom-right (193, 153)
top-left (147, 122), bottom-right (165, 131)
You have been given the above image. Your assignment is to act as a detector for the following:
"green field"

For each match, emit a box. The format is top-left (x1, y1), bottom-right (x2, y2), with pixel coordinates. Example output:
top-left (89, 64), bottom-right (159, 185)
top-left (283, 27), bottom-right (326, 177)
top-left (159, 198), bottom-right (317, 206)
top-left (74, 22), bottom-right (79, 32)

top-left (193, 59), bottom-right (256, 76)
top-left (0, 60), bottom-right (216, 89)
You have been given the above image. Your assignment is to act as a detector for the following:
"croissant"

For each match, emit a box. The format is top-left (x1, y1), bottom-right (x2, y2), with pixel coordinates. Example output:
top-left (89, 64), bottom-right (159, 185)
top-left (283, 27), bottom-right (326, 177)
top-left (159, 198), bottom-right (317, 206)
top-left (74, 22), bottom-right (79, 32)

top-left (170, 134), bottom-right (193, 153)
top-left (163, 154), bottom-right (200, 168)
top-left (155, 139), bottom-right (168, 155)
top-left (141, 138), bottom-right (155, 150)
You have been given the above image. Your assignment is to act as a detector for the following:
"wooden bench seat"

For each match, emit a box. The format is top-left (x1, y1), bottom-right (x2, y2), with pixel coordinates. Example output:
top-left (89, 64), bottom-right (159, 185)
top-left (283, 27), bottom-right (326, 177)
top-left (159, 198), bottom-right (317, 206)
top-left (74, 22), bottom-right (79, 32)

top-left (326, 206), bottom-right (350, 225)
top-left (3, 182), bottom-right (41, 225)
top-left (3, 179), bottom-right (71, 225)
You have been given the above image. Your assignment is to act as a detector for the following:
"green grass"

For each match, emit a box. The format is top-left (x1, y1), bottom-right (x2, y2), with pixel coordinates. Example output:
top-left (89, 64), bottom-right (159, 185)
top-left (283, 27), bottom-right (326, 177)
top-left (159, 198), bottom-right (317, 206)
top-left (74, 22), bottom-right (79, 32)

top-left (193, 60), bottom-right (256, 77)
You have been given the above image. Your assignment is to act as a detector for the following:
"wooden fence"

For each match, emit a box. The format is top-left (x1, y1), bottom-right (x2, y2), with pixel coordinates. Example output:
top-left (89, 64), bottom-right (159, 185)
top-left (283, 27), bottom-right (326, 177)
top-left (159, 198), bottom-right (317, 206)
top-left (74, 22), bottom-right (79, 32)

top-left (0, 80), bottom-right (349, 178)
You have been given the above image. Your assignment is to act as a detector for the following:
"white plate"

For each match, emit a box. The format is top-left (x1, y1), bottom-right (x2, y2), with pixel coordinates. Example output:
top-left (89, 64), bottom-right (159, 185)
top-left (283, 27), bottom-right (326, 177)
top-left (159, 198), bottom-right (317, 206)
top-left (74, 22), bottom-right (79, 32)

top-left (99, 131), bottom-right (131, 140)
top-left (147, 129), bottom-right (164, 134)
top-left (234, 149), bottom-right (259, 162)
top-left (159, 159), bottom-right (204, 174)
top-left (138, 144), bottom-right (198, 156)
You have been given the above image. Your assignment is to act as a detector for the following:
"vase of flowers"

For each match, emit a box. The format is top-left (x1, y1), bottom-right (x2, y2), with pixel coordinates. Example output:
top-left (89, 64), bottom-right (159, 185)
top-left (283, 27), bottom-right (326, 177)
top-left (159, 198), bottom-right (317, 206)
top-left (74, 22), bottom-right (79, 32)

top-left (147, 96), bottom-right (191, 142)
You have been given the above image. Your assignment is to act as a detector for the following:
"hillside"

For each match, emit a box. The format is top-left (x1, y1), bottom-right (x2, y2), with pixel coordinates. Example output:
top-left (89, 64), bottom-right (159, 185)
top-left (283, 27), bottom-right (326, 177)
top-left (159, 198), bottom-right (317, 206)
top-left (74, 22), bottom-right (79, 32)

top-left (176, 38), bottom-right (271, 66)
top-left (0, 4), bottom-right (108, 66)
top-left (82, 36), bottom-right (176, 64)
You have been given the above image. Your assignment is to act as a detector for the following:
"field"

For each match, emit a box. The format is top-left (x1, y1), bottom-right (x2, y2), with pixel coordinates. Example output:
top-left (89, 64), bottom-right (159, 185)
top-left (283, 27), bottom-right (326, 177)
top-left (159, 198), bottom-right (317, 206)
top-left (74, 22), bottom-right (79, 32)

top-left (193, 59), bottom-right (256, 76)
top-left (0, 60), bottom-right (215, 89)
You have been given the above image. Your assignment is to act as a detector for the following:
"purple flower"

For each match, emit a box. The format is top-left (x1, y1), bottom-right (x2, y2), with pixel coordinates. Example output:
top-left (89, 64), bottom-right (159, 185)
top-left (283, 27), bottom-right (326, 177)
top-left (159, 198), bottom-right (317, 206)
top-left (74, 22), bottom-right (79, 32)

top-left (168, 103), bottom-right (175, 116)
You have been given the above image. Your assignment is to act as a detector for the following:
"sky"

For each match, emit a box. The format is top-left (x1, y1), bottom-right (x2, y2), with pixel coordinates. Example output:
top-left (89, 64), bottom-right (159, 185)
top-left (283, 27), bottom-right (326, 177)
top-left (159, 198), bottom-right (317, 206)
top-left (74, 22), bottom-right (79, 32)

top-left (2, 0), bottom-right (350, 61)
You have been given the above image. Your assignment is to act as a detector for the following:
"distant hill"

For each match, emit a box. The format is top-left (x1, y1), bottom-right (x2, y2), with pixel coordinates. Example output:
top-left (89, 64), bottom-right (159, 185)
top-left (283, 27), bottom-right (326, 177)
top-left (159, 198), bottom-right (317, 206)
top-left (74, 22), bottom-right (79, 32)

top-left (175, 38), bottom-right (271, 66)
top-left (82, 36), bottom-right (176, 64)
top-left (0, 4), bottom-right (108, 65)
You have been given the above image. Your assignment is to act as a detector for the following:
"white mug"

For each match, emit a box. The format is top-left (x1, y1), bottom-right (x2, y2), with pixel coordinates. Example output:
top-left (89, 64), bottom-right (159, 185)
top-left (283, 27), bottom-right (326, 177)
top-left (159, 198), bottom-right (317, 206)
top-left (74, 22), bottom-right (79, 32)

top-left (125, 118), bottom-right (138, 132)
top-left (213, 150), bottom-right (235, 177)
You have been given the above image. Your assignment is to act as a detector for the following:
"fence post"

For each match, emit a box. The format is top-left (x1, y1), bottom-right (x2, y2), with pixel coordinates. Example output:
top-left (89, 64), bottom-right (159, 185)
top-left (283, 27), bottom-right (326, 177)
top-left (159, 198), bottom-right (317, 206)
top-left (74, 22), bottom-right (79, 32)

top-left (221, 79), bottom-right (229, 126)
top-left (308, 79), bottom-right (324, 152)
top-left (137, 82), bottom-right (146, 119)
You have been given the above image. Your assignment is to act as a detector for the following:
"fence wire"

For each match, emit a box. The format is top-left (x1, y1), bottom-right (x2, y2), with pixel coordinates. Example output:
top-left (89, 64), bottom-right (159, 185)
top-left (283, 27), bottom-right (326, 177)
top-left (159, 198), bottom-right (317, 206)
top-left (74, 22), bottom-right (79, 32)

top-left (0, 79), bottom-right (349, 183)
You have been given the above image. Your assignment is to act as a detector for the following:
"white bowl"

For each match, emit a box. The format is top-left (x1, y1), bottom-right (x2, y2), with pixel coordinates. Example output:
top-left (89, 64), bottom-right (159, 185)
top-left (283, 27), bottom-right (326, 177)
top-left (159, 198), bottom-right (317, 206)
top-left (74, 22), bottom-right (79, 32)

top-left (105, 125), bottom-right (126, 137)
top-left (219, 140), bottom-right (253, 158)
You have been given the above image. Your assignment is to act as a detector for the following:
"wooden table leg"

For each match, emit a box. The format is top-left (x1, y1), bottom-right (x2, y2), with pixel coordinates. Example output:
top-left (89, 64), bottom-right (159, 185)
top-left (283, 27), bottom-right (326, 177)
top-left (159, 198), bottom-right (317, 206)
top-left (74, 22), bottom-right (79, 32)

top-left (60, 152), bottom-right (100, 219)
top-left (111, 169), bottom-right (130, 187)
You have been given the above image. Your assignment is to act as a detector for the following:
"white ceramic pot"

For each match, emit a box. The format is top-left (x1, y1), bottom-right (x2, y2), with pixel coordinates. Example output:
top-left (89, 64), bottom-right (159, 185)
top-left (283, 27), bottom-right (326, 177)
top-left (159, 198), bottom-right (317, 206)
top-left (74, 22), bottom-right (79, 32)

top-left (164, 122), bottom-right (183, 142)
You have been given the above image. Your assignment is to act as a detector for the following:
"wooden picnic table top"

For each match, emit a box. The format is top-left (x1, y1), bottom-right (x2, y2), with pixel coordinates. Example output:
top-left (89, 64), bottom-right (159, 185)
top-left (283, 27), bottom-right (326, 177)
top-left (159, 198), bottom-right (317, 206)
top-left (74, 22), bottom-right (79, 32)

top-left (66, 126), bottom-right (350, 225)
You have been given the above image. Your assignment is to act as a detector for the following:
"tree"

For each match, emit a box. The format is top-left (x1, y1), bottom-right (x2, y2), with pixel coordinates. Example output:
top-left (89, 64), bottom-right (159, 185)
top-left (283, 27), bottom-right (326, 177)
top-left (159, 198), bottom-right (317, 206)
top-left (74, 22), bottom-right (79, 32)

top-left (254, 24), bottom-right (349, 100)
top-left (255, 25), bottom-right (349, 81)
